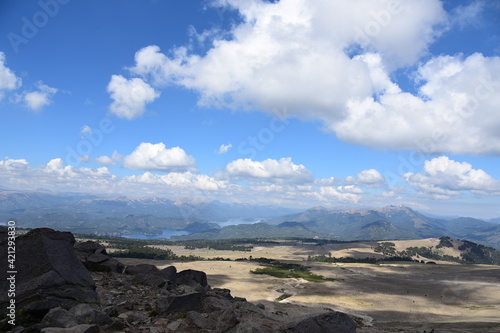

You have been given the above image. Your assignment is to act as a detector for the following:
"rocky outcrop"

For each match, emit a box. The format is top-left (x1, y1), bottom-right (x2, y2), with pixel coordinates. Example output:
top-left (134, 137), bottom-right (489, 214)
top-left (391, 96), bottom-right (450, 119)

top-left (0, 228), bottom-right (99, 326)
top-left (75, 241), bottom-right (124, 273)
top-left (1, 228), bottom-right (358, 332)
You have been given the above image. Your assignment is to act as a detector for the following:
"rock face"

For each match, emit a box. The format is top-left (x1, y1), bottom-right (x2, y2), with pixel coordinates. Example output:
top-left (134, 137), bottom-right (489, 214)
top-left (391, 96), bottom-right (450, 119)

top-left (0, 228), bottom-right (99, 324)
top-left (75, 241), bottom-right (124, 273)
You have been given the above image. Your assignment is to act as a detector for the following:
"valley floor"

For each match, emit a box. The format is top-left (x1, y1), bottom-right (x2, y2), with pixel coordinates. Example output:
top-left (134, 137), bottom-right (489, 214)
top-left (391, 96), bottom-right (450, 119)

top-left (118, 241), bottom-right (500, 333)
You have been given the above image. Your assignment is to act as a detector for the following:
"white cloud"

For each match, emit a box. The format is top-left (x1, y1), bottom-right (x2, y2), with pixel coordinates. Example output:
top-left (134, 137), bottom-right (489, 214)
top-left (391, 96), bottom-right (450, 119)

top-left (124, 171), bottom-right (227, 191)
top-left (450, 0), bottom-right (484, 30)
top-left (345, 169), bottom-right (386, 187)
top-left (120, 1), bottom-right (500, 155)
top-left (123, 142), bottom-right (196, 172)
top-left (404, 156), bottom-right (500, 198)
top-left (0, 158), bottom-right (29, 171)
top-left (96, 150), bottom-right (121, 166)
top-left (107, 75), bottom-right (160, 119)
top-left (23, 81), bottom-right (58, 111)
top-left (318, 185), bottom-right (361, 203)
top-left (224, 157), bottom-right (313, 184)
top-left (0, 158), bottom-right (116, 190)
top-left (216, 143), bottom-right (232, 154)
top-left (0, 52), bottom-right (22, 100)
top-left (80, 125), bottom-right (92, 138)
top-left (334, 53), bottom-right (500, 154)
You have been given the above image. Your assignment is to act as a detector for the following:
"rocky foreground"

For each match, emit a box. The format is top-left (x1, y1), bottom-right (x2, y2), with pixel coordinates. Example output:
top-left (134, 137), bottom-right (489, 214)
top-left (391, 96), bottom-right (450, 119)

top-left (0, 228), bottom-right (357, 332)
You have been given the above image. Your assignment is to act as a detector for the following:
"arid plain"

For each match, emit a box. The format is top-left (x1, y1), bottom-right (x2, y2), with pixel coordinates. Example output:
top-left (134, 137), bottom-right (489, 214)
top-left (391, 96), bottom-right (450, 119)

top-left (116, 239), bottom-right (500, 332)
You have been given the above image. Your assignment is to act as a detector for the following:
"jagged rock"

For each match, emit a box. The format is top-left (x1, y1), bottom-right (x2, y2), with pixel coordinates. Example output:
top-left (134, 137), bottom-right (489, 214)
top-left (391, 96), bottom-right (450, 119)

top-left (216, 305), bottom-right (241, 332)
top-left (212, 288), bottom-right (233, 299)
top-left (74, 241), bottom-right (106, 257)
top-left (40, 324), bottom-right (99, 333)
top-left (75, 241), bottom-right (124, 273)
top-left (116, 311), bottom-right (146, 326)
top-left (69, 303), bottom-right (113, 326)
top-left (177, 269), bottom-right (208, 287)
top-left (155, 266), bottom-right (177, 282)
top-left (186, 311), bottom-right (215, 330)
top-left (115, 300), bottom-right (134, 312)
top-left (0, 228), bottom-right (99, 323)
top-left (125, 263), bottom-right (159, 275)
top-left (41, 307), bottom-right (78, 328)
top-left (216, 301), bottom-right (284, 333)
top-left (203, 295), bottom-right (233, 312)
top-left (131, 273), bottom-right (166, 288)
top-left (281, 312), bottom-right (357, 333)
top-left (155, 292), bottom-right (203, 314)
top-left (101, 305), bottom-right (118, 317)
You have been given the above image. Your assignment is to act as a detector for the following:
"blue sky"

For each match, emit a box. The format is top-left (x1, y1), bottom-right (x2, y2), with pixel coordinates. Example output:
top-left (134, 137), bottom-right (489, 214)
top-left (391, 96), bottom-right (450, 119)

top-left (0, 0), bottom-right (499, 218)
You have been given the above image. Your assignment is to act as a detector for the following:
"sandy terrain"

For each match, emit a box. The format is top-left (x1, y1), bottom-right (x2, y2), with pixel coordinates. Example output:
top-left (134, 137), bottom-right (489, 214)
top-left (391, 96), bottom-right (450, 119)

top-left (118, 241), bottom-right (500, 332)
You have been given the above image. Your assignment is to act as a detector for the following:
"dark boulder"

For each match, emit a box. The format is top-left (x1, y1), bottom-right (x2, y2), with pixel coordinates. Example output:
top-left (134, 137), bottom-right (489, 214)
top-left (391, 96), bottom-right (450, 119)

top-left (176, 269), bottom-right (208, 287)
top-left (74, 241), bottom-right (124, 273)
top-left (69, 303), bottom-right (113, 326)
top-left (281, 311), bottom-right (357, 333)
top-left (155, 265), bottom-right (177, 289)
top-left (131, 273), bottom-right (166, 288)
top-left (0, 228), bottom-right (99, 323)
top-left (41, 307), bottom-right (78, 328)
top-left (155, 292), bottom-right (203, 314)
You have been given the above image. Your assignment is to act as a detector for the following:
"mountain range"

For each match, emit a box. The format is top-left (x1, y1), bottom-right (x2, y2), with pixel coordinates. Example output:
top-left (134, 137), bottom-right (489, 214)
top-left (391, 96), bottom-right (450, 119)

top-left (1, 187), bottom-right (499, 247)
top-left (174, 205), bottom-right (500, 248)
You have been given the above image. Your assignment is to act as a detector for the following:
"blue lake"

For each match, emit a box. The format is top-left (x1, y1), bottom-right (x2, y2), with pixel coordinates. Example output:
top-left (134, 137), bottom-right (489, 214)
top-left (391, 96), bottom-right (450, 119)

top-left (122, 229), bottom-right (190, 240)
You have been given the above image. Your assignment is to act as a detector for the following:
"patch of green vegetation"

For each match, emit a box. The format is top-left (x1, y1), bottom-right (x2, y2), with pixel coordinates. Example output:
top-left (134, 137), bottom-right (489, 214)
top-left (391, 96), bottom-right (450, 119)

top-left (308, 255), bottom-right (378, 264)
top-left (466, 305), bottom-right (495, 310)
top-left (274, 293), bottom-right (293, 302)
top-left (175, 312), bottom-right (187, 319)
top-left (437, 236), bottom-right (454, 248)
top-left (373, 242), bottom-right (397, 256)
top-left (111, 246), bottom-right (177, 260)
top-left (459, 240), bottom-right (500, 265)
top-left (250, 259), bottom-right (335, 282)
top-left (308, 254), bottom-right (415, 264)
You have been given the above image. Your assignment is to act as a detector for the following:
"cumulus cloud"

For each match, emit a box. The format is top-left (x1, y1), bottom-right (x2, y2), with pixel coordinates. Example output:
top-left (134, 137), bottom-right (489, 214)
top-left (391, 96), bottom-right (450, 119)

top-left (0, 158), bottom-right (29, 171)
top-left (119, 0), bottom-right (500, 154)
top-left (216, 143), bottom-right (232, 154)
top-left (345, 169), bottom-right (386, 187)
top-left (224, 157), bottom-right (313, 184)
top-left (123, 142), bottom-right (197, 172)
top-left (404, 156), bottom-right (500, 198)
top-left (23, 81), bottom-right (58, 111)
top-left (107, 75), bottom-right (160, 119)
top-left (334, 53), bottom-right (500, 154)
top-left (96, 150), bottom-right (121, 166)
top-left (124, 171), bottom-right (227, 191)
top-left (0, 158), bottom-right (116, 190)
top-left (0, 52), bottom-right (22, 100)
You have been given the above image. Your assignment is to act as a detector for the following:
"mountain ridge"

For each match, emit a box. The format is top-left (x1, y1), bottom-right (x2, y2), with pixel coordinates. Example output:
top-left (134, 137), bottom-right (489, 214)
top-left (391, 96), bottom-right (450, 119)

top-left (1, 188), bottom-right (499, 247)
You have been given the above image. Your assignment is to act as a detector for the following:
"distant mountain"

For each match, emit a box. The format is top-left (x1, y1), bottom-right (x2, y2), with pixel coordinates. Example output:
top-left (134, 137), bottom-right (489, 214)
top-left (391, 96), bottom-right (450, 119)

top-left (266, 205), bottom-right (449, 240)
top-left (352, 220), bottom-right (420, 241)
top-left (177, 205), bottom-right (500, 247)
top-left (488, 217), bottom-right (500, 224)
top-left (2, 188), bottom-right (499, 246)
top-left (0, 188), bottom-right (298, 236)
top-left (173, 222), bottom-right (319, 240)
